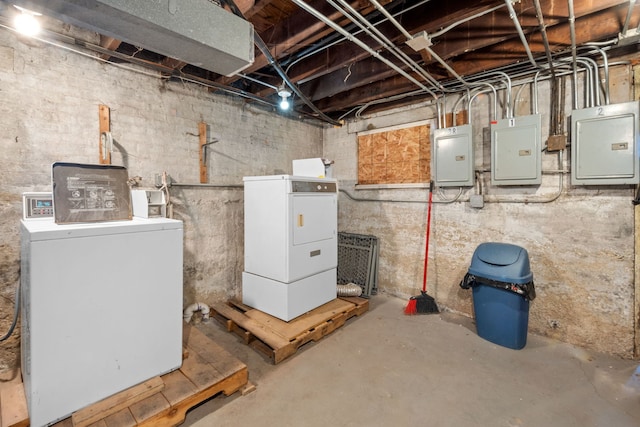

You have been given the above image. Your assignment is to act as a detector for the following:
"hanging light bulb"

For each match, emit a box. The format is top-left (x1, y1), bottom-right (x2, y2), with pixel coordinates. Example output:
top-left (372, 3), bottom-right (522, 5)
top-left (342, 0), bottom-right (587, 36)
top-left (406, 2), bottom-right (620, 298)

top-left (13, 5), bottom-right (42, 37)
top-left (279, 95), bottom-right (290, 110)
top-left (277, 83), bottom-right (292, 110)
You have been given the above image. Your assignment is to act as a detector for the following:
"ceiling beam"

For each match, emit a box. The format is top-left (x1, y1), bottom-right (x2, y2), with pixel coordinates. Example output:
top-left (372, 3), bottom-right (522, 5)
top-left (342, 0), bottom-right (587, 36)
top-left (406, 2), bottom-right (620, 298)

top-left (297, 1), bottom-right (635, 115)
top-left (161, 57), bottom-right (187, 71)
top-left (308, 75), bottom-right (429, 114)
top-left (448, 4), bottom-right (637, 77)
top-left (421, 0), bottom-right (632, 63)
top-left (218, 0), bottom-right (392, 86)
top-left (98, 35), bottom-right (121, 60)
top-left (301, 56), bottom-right (411, 101)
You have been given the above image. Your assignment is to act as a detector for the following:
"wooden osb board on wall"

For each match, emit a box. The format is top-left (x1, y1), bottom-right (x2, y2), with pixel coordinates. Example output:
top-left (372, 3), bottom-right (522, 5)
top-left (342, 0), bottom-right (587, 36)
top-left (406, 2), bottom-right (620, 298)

top-left (357, 122), bottom-right (430, 185)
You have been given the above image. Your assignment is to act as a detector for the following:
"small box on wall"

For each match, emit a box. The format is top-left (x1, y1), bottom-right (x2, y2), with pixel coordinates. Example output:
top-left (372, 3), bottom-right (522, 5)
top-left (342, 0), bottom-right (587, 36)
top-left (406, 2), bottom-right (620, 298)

top-left (293, 158), bottom-right (334, 178)
top-left (131, 190), bottom-right (167, 218)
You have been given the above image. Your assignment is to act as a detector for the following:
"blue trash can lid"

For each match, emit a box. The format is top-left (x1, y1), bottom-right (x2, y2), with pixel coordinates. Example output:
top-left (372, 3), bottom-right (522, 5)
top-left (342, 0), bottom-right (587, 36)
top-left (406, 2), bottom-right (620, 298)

top-left (467, 242), bottom-right (532, 283)
top-left (476, 243), bottom-right (522, 266)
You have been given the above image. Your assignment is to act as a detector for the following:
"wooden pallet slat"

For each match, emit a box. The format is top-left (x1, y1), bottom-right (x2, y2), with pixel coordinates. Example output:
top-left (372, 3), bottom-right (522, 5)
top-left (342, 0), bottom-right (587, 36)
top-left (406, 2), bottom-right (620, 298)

top-left (179, 346), bottom-right (225, 391)
top-left (100, 409), bottom-right (137, 427)
top-left (72, 377), bottom-right (165, 427)
top-left (210, 303), bottom-right (290, 350)
top-left (243, 298), bottom-right (357, 339)
top-left (138, 359), bottom-right (248, 427)
top-left (183, 324), bottom-right (246, 379)
top-left (128, 393), bottom-right (171, 426)
top-left (339, 296), bottom-right (370, 316)
top-left (157, 370), bottom-right (197, 406)
top-left (211, 297), bottom-right (369, 364)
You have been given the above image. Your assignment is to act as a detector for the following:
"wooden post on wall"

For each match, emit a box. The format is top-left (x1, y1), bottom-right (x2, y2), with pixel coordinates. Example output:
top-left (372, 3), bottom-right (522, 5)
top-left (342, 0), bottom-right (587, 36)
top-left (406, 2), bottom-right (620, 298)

top-left (98, 104), bottom-right (111, 165)
top-left (199, 121), bottom-right (208, 183)
top-left (444, 110), bottom-right (468, 127)
top-left (634, 64), bottom-right (640, 357)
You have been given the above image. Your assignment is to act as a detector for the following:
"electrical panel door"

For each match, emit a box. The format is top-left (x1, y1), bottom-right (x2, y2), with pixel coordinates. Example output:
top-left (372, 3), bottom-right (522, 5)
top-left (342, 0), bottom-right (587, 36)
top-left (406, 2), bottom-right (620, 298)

top-left (571, 101), bottom-right (639, 185)
top-left (432, 124), bottom-right (474, 187)
top-left (491, 115), bottom-right (542, 186)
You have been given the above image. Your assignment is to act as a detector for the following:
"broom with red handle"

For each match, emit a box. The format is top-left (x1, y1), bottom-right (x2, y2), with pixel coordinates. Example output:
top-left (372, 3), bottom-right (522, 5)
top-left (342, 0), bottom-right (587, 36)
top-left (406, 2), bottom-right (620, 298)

top-left (404, 181), bottom-right (439, 315)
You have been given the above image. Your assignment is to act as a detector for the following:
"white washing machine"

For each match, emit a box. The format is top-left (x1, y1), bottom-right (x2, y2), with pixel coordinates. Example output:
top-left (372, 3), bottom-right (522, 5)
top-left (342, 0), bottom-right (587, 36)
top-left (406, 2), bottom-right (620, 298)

top-left (242, 175), bottom-right (338, 321)
top-left (20, 217), bottom-right (183, 426)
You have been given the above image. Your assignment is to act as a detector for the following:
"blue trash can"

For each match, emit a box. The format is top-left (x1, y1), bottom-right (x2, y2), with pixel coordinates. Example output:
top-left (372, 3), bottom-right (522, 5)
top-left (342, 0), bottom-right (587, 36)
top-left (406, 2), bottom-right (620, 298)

top-left (460, 242), bottom-right (535, 350)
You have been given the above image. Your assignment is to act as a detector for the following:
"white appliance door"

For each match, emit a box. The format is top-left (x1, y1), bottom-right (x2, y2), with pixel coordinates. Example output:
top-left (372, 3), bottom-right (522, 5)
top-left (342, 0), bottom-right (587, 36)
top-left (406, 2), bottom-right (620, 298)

top-left (288, 194), bottom-right (337, 281)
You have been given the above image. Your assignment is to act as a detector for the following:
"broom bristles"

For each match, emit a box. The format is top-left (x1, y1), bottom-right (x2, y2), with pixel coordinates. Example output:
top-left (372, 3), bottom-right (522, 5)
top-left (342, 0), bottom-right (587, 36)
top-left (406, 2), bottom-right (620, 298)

top-left (415, 291), bottom-right (439, 314)
top-left (404, 298), bottom-right (417, 315)
top-left (404, 292), bottom-right (439, 315)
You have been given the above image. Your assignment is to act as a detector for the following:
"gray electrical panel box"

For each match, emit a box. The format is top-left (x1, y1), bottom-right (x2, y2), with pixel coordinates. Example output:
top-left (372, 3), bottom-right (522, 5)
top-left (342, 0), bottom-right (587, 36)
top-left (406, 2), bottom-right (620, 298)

top-left (571, 101), bottom-right (639, 185)
top-left (491, 114), bottom-right (542, 186)
top-left (432, 124), bottom-right (474, 187)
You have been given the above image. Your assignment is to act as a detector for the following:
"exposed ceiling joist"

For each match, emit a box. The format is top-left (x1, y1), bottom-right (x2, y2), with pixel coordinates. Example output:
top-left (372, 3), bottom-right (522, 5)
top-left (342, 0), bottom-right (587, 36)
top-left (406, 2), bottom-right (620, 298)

top-left (3, 0), bottom-right (639, 123)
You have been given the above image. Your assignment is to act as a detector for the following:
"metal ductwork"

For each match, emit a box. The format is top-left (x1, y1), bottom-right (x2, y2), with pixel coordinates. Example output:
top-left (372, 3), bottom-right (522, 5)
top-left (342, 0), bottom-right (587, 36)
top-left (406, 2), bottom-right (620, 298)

top-left (10, 0), bottom-right (254, 76)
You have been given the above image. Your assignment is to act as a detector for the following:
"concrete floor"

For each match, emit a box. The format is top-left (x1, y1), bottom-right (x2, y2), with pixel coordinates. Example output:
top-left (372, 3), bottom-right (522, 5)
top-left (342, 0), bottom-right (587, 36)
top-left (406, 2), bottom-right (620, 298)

top-left (183, 294), bottom-right (640, 427)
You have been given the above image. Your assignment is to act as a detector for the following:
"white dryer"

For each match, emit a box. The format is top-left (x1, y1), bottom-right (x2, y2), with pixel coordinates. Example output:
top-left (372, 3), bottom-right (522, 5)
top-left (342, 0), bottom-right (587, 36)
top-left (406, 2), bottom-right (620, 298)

top-left (242, 175), bottom-right (337, 321)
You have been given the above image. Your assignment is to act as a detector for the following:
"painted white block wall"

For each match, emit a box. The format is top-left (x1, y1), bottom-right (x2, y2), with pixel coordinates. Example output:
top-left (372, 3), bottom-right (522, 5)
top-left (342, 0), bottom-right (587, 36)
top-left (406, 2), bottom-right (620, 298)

top-left (0, 22), bottom-right (323, 372)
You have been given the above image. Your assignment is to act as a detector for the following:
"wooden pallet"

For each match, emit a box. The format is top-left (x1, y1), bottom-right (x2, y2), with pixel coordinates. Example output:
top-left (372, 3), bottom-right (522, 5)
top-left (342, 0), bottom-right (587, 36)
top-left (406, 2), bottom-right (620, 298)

top-left (210, 297), bottom-right (369, 364)
top-left (0, 376), bottom-right (28, 427)
top-left (3, 323), bottom-right (248, 427)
